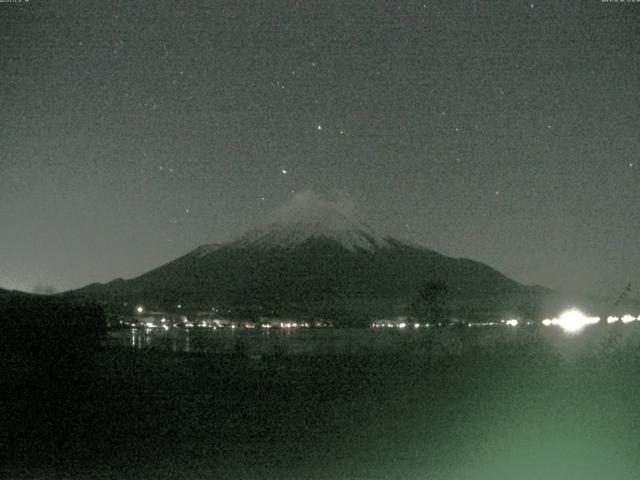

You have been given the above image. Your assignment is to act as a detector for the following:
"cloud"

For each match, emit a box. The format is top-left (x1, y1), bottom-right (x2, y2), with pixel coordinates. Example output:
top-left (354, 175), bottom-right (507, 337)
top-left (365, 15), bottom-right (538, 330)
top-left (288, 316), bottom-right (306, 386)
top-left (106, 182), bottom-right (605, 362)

top-left (274, 189), bottom-right (360, 221)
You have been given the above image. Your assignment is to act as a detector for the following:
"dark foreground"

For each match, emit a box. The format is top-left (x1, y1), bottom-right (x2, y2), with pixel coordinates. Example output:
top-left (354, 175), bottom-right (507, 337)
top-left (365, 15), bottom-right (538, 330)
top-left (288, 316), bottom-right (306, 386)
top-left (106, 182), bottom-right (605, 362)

top-left (2, 326), bottom-right (640, 479)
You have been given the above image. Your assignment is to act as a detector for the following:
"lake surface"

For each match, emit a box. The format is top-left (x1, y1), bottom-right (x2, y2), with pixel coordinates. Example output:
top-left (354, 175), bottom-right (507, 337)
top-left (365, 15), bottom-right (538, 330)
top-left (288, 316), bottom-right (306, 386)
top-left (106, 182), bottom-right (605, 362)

top-left (6, 323), bottom-right (640, 479)
top-left (107, 322), bottom-right (640, 358)
top-left (107, 326), bottom-right (453, 356)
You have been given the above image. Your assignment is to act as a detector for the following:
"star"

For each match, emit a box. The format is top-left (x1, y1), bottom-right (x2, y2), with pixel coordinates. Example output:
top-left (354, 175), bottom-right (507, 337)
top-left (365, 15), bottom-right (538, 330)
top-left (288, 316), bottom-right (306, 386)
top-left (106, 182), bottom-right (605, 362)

top-left (281, 169), bottom-right (288, 174)
top-left (317, 125), bottom-right (322, 131)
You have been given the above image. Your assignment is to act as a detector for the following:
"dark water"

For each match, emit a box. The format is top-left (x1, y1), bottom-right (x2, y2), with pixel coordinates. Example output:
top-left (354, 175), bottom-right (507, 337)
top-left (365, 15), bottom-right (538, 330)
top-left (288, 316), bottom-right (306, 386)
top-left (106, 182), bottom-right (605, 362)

top-left (108, 323), bottom-right (640, 359)
top-left (4, 324), bottom-right (640, 479)
top-left (107, 326), bottom-right (464, 356)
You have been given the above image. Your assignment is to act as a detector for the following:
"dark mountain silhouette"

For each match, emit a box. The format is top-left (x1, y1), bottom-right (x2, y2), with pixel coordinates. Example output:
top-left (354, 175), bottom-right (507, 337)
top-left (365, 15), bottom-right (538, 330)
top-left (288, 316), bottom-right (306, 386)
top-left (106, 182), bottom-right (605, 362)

top-left (69, 193), bottom-right (558, 324)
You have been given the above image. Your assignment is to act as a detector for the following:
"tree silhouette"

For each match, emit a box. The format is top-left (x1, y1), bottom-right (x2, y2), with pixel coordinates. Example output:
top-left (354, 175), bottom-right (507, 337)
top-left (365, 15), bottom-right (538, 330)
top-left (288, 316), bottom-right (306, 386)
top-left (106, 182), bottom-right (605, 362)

top-left (410, 280), bottom-right (451, 324)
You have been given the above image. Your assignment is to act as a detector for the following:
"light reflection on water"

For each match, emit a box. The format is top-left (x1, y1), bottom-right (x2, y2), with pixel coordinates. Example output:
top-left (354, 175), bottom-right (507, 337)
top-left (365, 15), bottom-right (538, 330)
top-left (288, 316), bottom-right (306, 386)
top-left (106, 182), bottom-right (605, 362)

top-left (123, 328), bottom-right (195, 353)
top-left (108, 323), bottom-right (640, 358)
top-left (109, 327), bottom-right (441, 356)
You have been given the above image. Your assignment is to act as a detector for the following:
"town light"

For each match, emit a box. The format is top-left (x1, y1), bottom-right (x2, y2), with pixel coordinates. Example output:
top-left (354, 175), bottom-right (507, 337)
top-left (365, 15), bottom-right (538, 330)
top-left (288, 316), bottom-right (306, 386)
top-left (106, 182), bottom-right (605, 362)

top-left (553, 309), bottom-right (599, 334)
top-left (621, 314), bottom-right (636, 324)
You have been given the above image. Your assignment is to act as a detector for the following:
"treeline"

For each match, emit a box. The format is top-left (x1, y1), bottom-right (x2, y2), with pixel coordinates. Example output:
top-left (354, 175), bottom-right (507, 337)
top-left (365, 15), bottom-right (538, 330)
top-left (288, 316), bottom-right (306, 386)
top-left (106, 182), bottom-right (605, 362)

top-left (0, 293), bottom-right (107, 467)
top-left (0, 292), bottom-right (107, 359)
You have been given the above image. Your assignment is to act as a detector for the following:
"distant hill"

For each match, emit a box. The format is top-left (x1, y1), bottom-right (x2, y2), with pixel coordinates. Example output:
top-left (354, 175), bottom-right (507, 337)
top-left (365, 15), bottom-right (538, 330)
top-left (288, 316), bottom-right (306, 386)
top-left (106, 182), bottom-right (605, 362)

top-left (0, 289), bottom-right (107, 357)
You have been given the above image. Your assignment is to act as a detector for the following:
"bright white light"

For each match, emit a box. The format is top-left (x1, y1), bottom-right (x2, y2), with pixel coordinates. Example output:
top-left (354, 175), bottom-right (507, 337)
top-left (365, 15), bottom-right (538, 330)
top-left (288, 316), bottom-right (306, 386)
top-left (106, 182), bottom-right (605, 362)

top-left (621, 314), bottom-right (636, 324)
top-left (542, 319), bottom-right (552, 327)
top-left (607, 316), bottom-right (619, 324)
top-left (145, 322), bottom-right (155, 328)
top-left (136, 306), bottom-right (144, 313)
top-left (414, 323), bottom-right (420, 329)
top-left (552, 309), bottom-right (599, 334)
top-left (398, 322), bottom-right (406, 329)
top-left (505, 319), bottom-right (518, 327)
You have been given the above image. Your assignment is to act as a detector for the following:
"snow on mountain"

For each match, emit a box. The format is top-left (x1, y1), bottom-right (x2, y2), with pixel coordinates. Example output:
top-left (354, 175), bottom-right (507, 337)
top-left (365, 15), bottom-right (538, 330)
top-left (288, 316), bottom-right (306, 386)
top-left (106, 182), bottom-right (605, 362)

top-left (231, 191), bottom-right (392, 252)
top-left (69, 190), bottom-right (549, 323)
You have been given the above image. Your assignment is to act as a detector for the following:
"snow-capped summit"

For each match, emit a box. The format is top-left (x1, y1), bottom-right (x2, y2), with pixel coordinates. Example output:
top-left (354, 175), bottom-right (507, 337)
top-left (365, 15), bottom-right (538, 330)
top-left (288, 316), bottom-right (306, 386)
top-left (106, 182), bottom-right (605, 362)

top-left (232, 191), bottom-right (392, 252)
top-left (71, 189), bottom-right (539, 325)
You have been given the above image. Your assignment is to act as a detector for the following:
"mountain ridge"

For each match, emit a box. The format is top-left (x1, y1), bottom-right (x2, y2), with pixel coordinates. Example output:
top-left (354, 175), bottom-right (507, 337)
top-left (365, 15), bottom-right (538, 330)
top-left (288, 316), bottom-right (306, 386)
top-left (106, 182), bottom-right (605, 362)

top-left (71, 240), bottom-right (539, 323)
top-left (68, 192), bottom-right (575, 323)
top-left (230, 192), bottom-right (393, 252)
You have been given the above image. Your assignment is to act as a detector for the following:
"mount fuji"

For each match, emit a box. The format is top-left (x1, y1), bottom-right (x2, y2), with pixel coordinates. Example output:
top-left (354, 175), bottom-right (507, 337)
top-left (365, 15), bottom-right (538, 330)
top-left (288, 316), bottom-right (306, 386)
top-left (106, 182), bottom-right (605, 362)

top-left (71, 192), bottom-right (549, 324)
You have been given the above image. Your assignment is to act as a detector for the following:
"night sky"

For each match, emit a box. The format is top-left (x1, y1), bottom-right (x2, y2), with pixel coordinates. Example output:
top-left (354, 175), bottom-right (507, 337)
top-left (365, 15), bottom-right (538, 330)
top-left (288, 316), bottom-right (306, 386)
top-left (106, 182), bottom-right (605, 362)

top-left (1, 0), bottom-right (639, 295)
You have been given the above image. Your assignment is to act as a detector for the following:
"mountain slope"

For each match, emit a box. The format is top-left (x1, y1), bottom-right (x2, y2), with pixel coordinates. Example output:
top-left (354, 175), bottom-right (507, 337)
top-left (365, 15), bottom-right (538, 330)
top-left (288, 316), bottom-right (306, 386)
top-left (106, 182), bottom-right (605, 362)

top-left (71, 193), bottom-right (552, 323)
